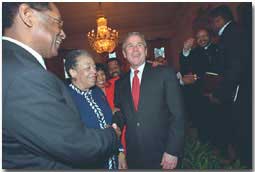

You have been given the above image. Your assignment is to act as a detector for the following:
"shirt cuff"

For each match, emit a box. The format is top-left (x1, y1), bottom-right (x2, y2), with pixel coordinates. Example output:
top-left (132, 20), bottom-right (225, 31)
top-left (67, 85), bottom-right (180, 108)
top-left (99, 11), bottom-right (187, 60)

top-left (176, 72), bottom-right (185, 85)
top-left (179, 79), bottom-right (184, 85)
top-left (119, 148), bottom-right (124, 152)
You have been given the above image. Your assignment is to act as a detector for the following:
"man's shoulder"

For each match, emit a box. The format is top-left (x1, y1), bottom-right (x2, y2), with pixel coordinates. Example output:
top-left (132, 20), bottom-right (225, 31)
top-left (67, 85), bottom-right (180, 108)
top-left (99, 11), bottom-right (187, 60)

top-left (222, 22), bottom-right (241, 38)
top-left (149, 65), bottom-right (176, 77)
top-left (4, 55), bottom-right (62, 92)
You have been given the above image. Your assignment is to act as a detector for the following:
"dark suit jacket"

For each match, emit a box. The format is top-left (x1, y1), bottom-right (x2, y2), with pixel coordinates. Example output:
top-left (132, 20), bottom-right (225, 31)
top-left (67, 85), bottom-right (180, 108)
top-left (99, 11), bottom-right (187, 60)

top-left (2, 40), bottom-right (118, 169)
top-left (212, 22), bottom-right (242, 103)
top-left (179, 43), bottom-right (225, 98)
top-left (114, 63), bottom-right (185, 169)
top-left (179, 43), bottom-right (224, 78)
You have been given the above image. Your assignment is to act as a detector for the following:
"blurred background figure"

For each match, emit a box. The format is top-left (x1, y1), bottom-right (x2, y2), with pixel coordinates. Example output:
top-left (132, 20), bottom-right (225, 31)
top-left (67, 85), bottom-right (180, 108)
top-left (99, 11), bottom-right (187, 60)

top-left (177, 28), bottom-right (224, 146)
top-left (106, 58), bottom-right (123, 79)
top-left (234, 2), bottom-right (252, 168)
top-left (209, 4), bottom-right (250, 165)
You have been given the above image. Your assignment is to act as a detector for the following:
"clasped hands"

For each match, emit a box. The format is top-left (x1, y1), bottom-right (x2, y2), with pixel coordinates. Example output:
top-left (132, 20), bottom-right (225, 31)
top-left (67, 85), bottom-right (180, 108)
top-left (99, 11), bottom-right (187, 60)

top-left (105, 123), bottom-right (121, 138)
top-left (105, 123), bottom-right (128, 169)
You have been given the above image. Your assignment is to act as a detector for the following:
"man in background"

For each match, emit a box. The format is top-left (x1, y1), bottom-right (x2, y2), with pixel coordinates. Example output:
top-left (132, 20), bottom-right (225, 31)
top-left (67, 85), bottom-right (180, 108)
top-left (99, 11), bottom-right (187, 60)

top-left (178, 28), bottom-right (224, 145)
top-left (106, 58), bottom-right (123, 79)
top-left (209, 5), bottom-right (250, 165)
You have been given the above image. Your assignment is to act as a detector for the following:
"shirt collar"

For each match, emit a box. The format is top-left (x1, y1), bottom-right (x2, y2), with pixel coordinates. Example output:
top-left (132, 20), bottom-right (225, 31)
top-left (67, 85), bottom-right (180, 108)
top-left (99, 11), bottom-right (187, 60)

top-left (218, 21), bottom-right (232, 36)
top-left (130, 62), bottom-right (146, 74)
top-left (2, 36), bottom-right (47, 70)
top-left (204, 42), bottom-right (212, 50)
top-left (130, 62), bottom-right (146, 87)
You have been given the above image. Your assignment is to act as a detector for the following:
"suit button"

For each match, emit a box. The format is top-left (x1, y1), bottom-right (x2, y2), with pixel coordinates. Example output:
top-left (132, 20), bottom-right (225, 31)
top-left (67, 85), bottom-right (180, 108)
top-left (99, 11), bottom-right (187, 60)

top-left (137, 122), bottom-right (140, 127)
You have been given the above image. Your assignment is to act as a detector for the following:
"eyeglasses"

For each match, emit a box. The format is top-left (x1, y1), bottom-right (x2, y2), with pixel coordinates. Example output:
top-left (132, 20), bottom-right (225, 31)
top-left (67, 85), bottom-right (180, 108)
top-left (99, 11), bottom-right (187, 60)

top-left (38, 12), bottom-right (64, 29)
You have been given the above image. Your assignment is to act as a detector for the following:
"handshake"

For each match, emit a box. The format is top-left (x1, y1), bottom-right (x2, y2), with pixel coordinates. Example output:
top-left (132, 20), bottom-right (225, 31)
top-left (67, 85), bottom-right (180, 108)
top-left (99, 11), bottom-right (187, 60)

top-left (106, 123), bottom-right (121, 138)
top-left (112, 123), bottom-right (121, 138)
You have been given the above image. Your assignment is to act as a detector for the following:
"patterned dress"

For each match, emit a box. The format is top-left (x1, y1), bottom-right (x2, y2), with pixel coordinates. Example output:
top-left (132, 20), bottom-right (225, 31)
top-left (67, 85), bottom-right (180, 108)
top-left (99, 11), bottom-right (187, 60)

top-left (67, 83), bottom-right (117, 169)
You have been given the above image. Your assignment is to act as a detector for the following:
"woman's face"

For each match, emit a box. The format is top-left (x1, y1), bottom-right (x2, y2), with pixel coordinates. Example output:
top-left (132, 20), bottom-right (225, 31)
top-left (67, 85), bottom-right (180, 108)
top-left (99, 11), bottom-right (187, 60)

top-left (70, 56), bottom-right (97, 90)
top-left (96, 70), bottom-right (106, 89)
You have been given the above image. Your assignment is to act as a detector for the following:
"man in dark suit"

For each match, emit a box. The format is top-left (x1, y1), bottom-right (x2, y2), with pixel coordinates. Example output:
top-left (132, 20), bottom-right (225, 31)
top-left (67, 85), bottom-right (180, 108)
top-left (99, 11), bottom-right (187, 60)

top-left (235, 3), bottom-right (252, 168)
top-left (209, 5), bottom-right (242, 104)
top-left (3, 2), bottom-right (119, 169)
top-left (209, 5), bottom-right (250, 164)
top-left (114, 32), bottom-right (185, 169)
top-left (179, 28), bottom-right (224, 83)
top-left (178, 28), bottom-right (225, 144)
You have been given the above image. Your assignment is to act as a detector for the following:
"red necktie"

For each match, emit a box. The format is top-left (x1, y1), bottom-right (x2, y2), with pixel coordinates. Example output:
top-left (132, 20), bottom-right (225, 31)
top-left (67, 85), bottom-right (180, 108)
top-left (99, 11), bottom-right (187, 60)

top-left (132, 70), bottom-right (140, 111)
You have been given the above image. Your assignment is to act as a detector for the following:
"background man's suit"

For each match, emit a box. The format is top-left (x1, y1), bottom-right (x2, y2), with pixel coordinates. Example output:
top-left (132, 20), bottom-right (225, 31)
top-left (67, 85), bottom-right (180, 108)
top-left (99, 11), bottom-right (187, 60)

top-left (210, 22), bottom-right (243, 148)
top-left (179, 43), bottom-right (224, 143)
top-left (179, 43), bottom-right (224, 77)
top-left (213, 22), bottom-right (242, 103)
top-left (214, 21), bottom-right (252, 167)
top-left (114, 63), bottom-right (185, 169)
top-left (3, 40), bottom-right (118, 169)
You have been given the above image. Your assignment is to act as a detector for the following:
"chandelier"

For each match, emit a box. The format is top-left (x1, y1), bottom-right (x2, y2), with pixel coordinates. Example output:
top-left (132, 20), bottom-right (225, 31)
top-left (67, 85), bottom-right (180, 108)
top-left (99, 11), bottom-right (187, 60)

top-left (87, 4), bottom-right (118, 54)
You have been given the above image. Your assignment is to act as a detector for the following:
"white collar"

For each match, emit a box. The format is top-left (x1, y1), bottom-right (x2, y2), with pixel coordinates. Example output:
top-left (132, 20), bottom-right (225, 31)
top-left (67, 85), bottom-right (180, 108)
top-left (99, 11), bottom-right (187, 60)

top-left (3, 36), bottom-right (47, 70)
top-left (130, 62), bottom-right (146, 88)
top-left (218, 21), bottom-right (232, 36)
top-left (204, 42), bottom-right (212, 50)
top-left (130, 62), bottom-right (146, 74)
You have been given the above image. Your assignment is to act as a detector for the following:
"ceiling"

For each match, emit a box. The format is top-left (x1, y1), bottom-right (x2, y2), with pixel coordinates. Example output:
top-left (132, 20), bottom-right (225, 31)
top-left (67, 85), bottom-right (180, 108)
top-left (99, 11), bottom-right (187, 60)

top-left (57, 2), bottom-right (185, 38)
top-left (56, 2), bottom-right (240, 51)
top-left (56, 2), bottom-right (200, 49)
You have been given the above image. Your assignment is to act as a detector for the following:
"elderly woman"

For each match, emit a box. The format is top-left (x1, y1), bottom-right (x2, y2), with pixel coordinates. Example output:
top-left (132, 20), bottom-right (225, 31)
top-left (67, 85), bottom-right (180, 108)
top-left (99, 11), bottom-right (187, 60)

top-left (64, 50), bottom-right (120, 169)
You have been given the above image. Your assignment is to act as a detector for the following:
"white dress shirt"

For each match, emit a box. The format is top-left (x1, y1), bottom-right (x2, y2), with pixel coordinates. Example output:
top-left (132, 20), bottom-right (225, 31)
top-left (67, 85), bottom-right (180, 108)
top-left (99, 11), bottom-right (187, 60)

top-left (3, 36), bottom-right (47, 70)
top-left (130, 62), bottom-right (146, 89)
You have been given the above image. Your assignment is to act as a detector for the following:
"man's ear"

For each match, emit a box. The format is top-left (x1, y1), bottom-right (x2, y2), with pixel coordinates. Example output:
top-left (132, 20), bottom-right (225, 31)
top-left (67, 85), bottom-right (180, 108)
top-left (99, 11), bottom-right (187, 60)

top-left (18, 4), bottom-right (34, 27)
top-left (145, 47), bottom-right (148, 57)
top-left (122, 50), bottom-right (127, 59)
